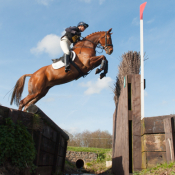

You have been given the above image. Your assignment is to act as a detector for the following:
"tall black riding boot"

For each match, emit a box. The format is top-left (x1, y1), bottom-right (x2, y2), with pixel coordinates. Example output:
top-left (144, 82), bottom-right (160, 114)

top-left (65, 54), bottom-right (70, 72)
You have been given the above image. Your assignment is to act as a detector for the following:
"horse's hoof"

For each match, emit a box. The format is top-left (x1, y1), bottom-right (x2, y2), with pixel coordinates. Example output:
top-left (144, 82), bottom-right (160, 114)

top-left (100, 73), bottom-right (106, 79)
top-left (95, 68), bottom-right (101, 74)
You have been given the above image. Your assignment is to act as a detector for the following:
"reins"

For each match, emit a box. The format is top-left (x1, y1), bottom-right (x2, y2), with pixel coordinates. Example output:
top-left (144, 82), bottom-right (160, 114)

top-left (73, 31), bottom-right (113, 54)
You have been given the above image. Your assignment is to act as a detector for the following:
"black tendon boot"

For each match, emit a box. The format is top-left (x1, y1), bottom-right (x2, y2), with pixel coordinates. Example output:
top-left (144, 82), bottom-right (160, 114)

top-left (65, 54), bottom-right (70, 72)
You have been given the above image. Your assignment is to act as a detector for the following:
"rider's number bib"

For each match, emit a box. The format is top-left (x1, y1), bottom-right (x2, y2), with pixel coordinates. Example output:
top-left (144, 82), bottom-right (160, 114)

top-left (72, 35), bottom-right (79, 43)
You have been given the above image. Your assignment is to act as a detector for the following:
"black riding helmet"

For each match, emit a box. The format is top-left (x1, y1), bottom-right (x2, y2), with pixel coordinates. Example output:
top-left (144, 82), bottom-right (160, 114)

top-left (77, 22), bottom-right (89, 29)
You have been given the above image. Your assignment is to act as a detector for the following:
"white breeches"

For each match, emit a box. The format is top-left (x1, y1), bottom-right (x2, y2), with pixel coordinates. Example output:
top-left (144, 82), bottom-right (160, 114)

top-left (60, 36), bottom-right (71, 55)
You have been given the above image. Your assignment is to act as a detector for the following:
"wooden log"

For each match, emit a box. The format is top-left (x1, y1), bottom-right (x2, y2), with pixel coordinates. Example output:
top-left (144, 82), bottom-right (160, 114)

top-left (0, 106), bottom-right (34, 129)
top-left (112, 75), bottom-right (129, 175)
top-left (57, 156), bottom-right (63, 167)
top-left (141, 134), bottom-right (166, 152)
top-left (52, 133), bottom-right (61, 173)
top-left (32, 131), bottom-right (42, 166)
top-left (36, 166), bottom-right (52, 175)
top-left (164, 117), bottom-right (175, 163)
top-left (141, 115), bottom-right (175, 135)
top-left (40, 135), bottom-right (56, 154)
top-left (61, 140), bottom-right (68, 172)
top-left (42, 125), bottom-right (57, 142)
top-left (112, 107), bottom-right (117, 158)
top-left (54, 156), bottom-right (64, 174)
top-left (130, 74), bottom-right (142, 171)
top-left (141, 152), bottom-right (147, 169)
top-left (58, 145), bottom-right (65, 157)
top-left (9, 109), bottom-right (34, 128)
top-left (146, 152), bottom-right (166, 168)
top-left (0, 105), bottom-right (10, 118)
top-left (38, 150), bottom-right (54, 166)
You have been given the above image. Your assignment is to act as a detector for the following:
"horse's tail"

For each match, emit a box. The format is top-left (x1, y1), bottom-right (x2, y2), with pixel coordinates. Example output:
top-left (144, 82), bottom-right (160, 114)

top-left (10, 74), bottom-right (32, 106)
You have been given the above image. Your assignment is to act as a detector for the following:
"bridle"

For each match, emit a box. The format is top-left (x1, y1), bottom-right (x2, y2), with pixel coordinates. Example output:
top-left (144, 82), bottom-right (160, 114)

top-left (73, 31), bottom-right (113, 54)
top-left (99, 32), bottom-right (113, 54)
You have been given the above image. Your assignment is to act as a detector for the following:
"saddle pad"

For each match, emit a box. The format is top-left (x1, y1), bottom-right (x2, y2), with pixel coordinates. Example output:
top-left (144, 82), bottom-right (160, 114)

top-left (52, 51), bottom-right (76, 70)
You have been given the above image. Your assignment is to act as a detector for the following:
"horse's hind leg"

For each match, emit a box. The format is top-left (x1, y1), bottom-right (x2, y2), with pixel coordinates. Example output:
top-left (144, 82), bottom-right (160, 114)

top-left (23, 88), bottom-right (50, 112)
top-left (19, 93), bottom-right (39, 111)
top-left (23, 97), bottom-right (39, 112)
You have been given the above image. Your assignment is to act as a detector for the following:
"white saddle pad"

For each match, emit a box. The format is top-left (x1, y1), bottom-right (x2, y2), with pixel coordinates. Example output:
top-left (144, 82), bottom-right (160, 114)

top-left (52, 51), bottom-right (76, 70)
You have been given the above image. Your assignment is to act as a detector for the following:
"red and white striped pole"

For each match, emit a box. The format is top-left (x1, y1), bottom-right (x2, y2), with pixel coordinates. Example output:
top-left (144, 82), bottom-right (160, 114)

top-left (140, 2), bottom-right (147, 120)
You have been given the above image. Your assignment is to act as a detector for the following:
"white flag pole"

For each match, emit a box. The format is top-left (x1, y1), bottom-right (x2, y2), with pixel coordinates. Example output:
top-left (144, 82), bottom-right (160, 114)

top-left (140, 2), bottom-right (147, 120)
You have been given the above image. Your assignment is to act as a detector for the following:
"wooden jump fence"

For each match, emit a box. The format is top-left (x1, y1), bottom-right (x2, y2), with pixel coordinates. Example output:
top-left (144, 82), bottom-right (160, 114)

top-left (0, 104), bottom-right (69, 175)
top-left (112, 74), bottom-right (175, 175)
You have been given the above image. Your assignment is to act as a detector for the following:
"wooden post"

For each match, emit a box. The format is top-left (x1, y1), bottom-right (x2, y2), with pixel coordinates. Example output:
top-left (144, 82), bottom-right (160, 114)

top-left (163, 117), bottom-right (175, 163)
top-left (112, 74), bottom-right (142, 175)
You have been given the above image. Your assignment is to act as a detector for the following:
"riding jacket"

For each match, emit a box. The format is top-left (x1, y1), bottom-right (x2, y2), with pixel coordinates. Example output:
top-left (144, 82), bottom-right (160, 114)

top-left (62, 26), bottom-right (81, 44)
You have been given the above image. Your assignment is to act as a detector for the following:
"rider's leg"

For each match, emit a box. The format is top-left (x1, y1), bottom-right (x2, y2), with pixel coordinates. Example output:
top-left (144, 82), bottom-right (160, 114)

top-left (60, 36), bottom-right (71, 72)
top-left (64, 54), bottom-right (71, 72)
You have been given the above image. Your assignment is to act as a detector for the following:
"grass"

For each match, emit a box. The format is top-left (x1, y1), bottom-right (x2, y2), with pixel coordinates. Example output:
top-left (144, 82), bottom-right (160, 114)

top-left (66, 146), bottom-right (113, 174)
top-left (67, 146), bottom-right (111, 154)
top-left (133, 161), bottom-right (175, 175)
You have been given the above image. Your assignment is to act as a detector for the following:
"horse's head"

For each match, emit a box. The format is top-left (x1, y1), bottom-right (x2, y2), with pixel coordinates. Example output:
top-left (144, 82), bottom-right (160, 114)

top-left (98, 28), bottom-right (113, 55)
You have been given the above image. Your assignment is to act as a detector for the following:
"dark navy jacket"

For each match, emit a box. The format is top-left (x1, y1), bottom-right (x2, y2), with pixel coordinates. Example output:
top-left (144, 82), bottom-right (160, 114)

top-left (62, 26), bottom-right (81, 44)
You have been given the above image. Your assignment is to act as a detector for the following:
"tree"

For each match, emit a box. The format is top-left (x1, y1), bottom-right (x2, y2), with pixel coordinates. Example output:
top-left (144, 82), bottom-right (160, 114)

top-left (67, 129), bottom-right (112, 148)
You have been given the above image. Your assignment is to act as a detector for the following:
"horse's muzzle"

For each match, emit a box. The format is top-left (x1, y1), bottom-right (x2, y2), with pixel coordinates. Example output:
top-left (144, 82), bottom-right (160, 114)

top-left (106, 47), bottom-right (113, 55)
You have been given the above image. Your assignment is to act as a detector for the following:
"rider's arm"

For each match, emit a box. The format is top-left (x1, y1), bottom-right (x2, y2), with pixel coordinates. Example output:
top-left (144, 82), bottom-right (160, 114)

top-left (65, 26), bottom-right (80, 34)
top-left (65, 26), bottom-right (81, 43)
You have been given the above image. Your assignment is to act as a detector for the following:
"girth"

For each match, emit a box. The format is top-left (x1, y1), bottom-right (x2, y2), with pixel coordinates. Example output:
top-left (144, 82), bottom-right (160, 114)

top-left (70, 60), bottom-right (88, 80)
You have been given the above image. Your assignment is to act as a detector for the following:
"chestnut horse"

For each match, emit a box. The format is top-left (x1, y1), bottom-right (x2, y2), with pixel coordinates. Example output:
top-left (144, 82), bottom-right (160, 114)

top-left (10, 28), bottom-right (113, 111)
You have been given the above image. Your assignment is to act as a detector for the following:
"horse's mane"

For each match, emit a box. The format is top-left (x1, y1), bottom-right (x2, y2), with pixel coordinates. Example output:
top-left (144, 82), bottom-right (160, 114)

top-left (74, 31), bottom-right (105, 47)
top-left (85, 31), bottom-right (104, 39)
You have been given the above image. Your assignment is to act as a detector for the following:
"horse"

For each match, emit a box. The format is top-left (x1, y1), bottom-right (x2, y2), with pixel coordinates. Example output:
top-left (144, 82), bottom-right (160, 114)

top-left (10, 28), bottom-right (113, 111)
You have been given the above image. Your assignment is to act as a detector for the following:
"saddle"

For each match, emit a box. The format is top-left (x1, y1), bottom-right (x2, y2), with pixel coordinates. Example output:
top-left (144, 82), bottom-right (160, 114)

top-left (51, 51), bottom-right (88, 79)
top-left (52, 51), bottom-right (76, 70)
top-left (52, 52), bottom-right (74, 63)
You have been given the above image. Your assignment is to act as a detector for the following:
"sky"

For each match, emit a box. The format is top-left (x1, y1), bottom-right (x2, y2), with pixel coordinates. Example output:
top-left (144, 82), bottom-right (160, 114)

top-left (0, 0), bottom-right (175, 135)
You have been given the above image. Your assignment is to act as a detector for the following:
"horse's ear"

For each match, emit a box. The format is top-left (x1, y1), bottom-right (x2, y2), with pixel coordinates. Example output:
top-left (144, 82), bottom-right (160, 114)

top-left (107, 28), bottom-right (112, 33)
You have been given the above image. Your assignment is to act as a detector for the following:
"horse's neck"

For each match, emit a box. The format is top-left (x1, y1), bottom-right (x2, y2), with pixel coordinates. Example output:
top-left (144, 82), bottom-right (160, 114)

top-left (86, 33), bottom-right (102, 44)
top-left (76, 32), bottom-right (103, 48)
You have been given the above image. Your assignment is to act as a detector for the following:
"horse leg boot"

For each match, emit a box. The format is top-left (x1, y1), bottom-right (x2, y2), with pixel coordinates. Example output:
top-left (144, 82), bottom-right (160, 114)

top-left (95, 59), bottom-right (106, 74)
top-left (64, 54), bottom-right (70, 72)
top-left (100, 60), bottom-right (108, 79)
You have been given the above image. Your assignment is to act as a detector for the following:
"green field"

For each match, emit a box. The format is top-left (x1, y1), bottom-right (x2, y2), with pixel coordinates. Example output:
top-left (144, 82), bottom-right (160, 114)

top-left (67, 146), bottom-right (111, 154)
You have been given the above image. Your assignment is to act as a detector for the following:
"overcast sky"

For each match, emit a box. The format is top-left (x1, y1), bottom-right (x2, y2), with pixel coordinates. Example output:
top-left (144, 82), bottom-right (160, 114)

top-left (1, 0), bottom-right (175, 135)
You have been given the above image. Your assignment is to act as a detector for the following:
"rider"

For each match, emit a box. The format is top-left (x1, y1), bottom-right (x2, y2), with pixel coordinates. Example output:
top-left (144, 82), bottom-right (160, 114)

top-left (60, 22), bottom-right (89, 72)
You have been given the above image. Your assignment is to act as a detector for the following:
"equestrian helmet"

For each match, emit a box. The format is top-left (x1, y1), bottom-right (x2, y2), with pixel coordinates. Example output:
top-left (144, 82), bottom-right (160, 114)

top-left (77, 22), bottom-right (89, 29)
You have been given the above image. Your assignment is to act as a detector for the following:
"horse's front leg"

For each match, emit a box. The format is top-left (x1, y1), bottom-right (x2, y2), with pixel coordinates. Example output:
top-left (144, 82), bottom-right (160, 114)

top-left (88, 55), bottom-right (108, 79)
top-left (99, 60), bottom-right (108, 79)
top-left (94, 58), bottom-right (108, 79)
